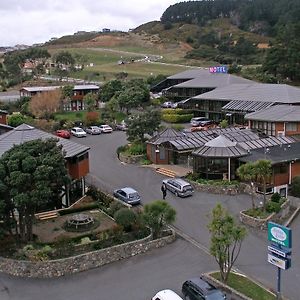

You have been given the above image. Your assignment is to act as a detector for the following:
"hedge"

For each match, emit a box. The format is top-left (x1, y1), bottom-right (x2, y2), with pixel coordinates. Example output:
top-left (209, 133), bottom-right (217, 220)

top-left (161, 108), bottom-right (193, 115)
top-left (161, 113), bottom-right (193, 123)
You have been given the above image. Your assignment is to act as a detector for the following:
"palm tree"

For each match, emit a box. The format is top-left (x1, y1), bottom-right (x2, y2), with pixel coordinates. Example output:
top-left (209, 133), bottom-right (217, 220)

top-left (254, 160), bottom-right (272, 212)
top-left (237, 163), bottom-right (257, 209)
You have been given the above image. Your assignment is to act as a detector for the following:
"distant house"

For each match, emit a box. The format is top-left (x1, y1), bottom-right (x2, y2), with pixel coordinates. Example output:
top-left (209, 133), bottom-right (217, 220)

top-left (0, 110), bottom-right (13, 135)
top-left (20, 84), bottom-right (100, 111)
top-left (0, 124), bottom-right (90, 207)
top-left (102, 28), bottom-right (111, 33)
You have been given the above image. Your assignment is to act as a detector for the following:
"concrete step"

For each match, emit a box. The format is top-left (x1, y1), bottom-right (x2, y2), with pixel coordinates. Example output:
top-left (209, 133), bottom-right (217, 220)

top-left (156, 167), bottom-right (176, 178)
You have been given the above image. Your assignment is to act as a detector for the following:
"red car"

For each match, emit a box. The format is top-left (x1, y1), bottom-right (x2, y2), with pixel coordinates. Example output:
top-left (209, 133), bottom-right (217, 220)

top-left (56, 130), bottom-right (71, 139)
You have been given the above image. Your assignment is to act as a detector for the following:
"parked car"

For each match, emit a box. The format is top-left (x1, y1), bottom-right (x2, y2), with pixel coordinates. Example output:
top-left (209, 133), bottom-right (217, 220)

top-left (86, 126), bottom-right (101, 135)
top-left (190, 123), bottom-right (218, 132)
top-left (113, 187), bottom-right (141, 205)
top-left (152, 289), bottom-right (183, 300)
top-left (70, 127), bottom-right (87, 138)
top-left (161, 101), bottom-right (176, 108)
top-left (162, 178), bottom-right (194, 197)
top-left (190, 117), bottom-right (213, 127)
top-left (182, 277), bottom-right (226, 300)
top-left (56, 129), bottom-right (70, 139)
top-left (99, 124), bottom-right (113, 133)
top-left (115, 123), bottom-right (128, 131)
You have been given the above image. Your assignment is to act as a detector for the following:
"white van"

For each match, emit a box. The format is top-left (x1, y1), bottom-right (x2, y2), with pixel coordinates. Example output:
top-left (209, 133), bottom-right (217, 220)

top-left (152, 289), bottom-right (183, 300)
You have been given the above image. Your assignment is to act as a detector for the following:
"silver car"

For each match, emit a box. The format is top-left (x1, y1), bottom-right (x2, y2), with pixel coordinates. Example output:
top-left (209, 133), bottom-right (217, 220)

top-left (162, 178), bottom-right (194, 197)
top-left (113, 187), bottom-right (141, 205)
top-left (86, 126), bottom-right (101, 135)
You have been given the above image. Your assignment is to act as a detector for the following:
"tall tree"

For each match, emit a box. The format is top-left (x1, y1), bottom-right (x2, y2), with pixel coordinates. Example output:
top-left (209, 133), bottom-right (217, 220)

top-left (143, 200), bottom-right (176, 238)
top-left (0, 139), bottom-right (69, 242)
top-left (126, 109), bottom-right (161, 142)
top-left (29, 90), bottom-right (61, 119)
top-left (54, 51), bottom-right (75, 79)
top-left (100, 80), bottom-right (123, 102)
top-left (237, 163), bottom-right (257, 209)
top-left (208, 203), bottom-right (247, 283)
top-left (61, 85), bottom-right (74, 110)
top-left (83, 92), bottom-right (97, 111)
top-left (254, 160), bottom-right (272, 211)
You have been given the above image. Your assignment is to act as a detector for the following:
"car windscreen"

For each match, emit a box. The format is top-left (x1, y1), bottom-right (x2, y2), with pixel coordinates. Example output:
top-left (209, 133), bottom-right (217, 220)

top-left (206, 290), bottom-right (225, 300)
top-left (183, 185), bottom-right (193, 192)
top-left (129, 193), bottom-right (139, 199)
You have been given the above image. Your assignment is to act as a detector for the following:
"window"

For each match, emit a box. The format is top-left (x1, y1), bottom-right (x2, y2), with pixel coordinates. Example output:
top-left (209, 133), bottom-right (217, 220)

top-left (286, 122), bottom-right (297, 131)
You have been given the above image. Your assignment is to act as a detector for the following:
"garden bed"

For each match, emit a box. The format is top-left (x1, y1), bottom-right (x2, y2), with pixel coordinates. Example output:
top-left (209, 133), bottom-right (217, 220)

top-left (206, 271), bottom-right (276, 300)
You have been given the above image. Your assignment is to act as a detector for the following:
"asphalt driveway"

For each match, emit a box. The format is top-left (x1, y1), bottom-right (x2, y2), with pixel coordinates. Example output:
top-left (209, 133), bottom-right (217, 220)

top-left (74, 132), bottom-right (299, 300)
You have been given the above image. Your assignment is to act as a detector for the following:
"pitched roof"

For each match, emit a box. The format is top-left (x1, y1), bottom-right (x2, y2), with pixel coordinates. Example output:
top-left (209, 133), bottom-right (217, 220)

top-left (245, 105), bottom-right (300, 122)
top-left (222, 100), bottom-right (274, 113)
top-left (205, 135), bottom-right (236, 147)
top-left (239, 142), bottom-right (300, 164)
top-left (169, 73), bottom-right (253, 89)
top-left (193, 83), bottom-right (300, 104)
top-left (0, 124), bottom-right (89, 158)
top-left (192, 135), bottom-right (248, 158)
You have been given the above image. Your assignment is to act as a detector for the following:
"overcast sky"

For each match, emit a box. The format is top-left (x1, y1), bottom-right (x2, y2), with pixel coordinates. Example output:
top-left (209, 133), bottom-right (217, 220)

top-left (1, 0), bottom-right (182, 47)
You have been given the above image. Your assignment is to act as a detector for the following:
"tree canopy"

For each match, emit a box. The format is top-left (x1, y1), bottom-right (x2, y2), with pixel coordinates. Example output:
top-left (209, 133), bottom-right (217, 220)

top-left (0, 139), bottom-right (69, 242)
top-left (208, 203), bottom-right (247, 283)
top-left (126, 109), bottom-right (161, 142)
top-left (143, 200), bottom-right (176, 238)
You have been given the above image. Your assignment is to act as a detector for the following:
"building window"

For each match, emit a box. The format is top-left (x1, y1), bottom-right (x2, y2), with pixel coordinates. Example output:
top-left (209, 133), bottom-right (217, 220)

top-left (286, 122), bottom-right (297, 131)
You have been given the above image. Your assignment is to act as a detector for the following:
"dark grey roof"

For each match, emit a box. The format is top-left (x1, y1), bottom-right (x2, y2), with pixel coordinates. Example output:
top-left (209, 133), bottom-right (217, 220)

top-left (170, 74), bottom-right (253, 89)
top-left (239, 142), bottom-right (300, 164)
top-left (167, 69), bottom-right (209, 79)
top-left (0, 124), bottom-right (90, 158)
top-left (193, 144), bottom-right (248, 158)
top-left (245, 105), bottom-right (300, 122)
top-left (193, 83), bottom-right (300, 104)
top-left (222, 100), bottom-right (274, 113)
top-left (149, 127), bottom-right (263, 151)
top-left (192, 135), bottom-right (248, 158)
top-left (147, 128), bottom-right (185, 145)
top-left (239, 136), bottom-right (295, 150)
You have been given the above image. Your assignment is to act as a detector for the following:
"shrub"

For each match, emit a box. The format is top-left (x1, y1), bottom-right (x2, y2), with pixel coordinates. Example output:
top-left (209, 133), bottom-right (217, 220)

top-left (161, 113), bottom-right (193, 123)
top-left (266, 201), bottom-right (281, 213)
top-left (171, 124), bottom-right (184, 131)
top-left (271, 192), bottom-right (281, 203)
top-left (127, 143), bottom-right (146, 155)
top-left (108, 201), bottom-right (124, 217)
top-left (291, 176), bottom-right (300, 197)
top-left (162, 108), bottom-right (193, 115)
top-left (86, 185), bottom-right (113, 207)
top-left (114, 208), bottom-right (137, 232)
top-left (85, 111), bottom-right (100, 126)
top-left (116, 145), bottom-right (128, 156)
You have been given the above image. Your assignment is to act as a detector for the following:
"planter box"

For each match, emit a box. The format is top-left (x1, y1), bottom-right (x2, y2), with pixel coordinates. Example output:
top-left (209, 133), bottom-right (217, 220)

top-left (240, 199), bottom-right (290, 229)
top-left (119, 152), bottom-right (144, 164)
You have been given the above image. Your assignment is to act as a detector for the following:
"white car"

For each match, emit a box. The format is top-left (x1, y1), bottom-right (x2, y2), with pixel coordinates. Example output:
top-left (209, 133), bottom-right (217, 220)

top-left (70, 127), bottom-right (87, 138)
top-left (86, 126), bottom-right (101, 135)
top-left (152, 289), bottom-right (183, 300)
top-left (99, 124), bottom-right (113, 133)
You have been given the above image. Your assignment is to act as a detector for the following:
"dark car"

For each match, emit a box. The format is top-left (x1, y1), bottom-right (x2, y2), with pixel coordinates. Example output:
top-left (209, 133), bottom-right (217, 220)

top-left (56, 129), bottom-right (70, 139)
top-left (182, 277), bottom-right (226, 300)
top-left (113, 187), bottom-right (141, 205)
top-left (190, 117), bottom-right (214, 127)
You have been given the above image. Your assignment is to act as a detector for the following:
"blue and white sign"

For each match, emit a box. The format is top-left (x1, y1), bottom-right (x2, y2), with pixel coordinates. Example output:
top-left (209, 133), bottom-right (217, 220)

top-left (268, 253), bottom-right (291, 270)
top-left (209, 66), bottom-right (228, 73)
top-left (268, 245), bottom-right (291, 258)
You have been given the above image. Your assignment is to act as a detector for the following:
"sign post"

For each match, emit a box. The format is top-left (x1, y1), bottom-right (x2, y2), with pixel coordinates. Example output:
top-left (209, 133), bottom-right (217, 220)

top-left (267, 222), bottom-right (292, 300)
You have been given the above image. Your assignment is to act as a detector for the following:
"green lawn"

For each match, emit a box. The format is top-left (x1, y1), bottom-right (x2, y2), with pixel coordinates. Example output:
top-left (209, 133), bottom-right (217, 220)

top-left (211, 272), bottom-right (276, 300)
top-left (54, 111), bottom-right (87, 122)
top-left (49, 47), bottom-right (192, 81)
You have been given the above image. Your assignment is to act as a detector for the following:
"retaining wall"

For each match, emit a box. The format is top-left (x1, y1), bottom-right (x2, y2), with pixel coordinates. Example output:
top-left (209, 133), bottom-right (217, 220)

top-left (0, 230), bottom-right (175, 278)
top-left (240, 200), bottom-right (290, 229)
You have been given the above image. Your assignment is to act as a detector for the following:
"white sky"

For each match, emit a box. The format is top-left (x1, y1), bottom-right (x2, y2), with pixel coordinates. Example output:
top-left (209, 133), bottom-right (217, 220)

top-left (1, 0), bottom-right (182, 47)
